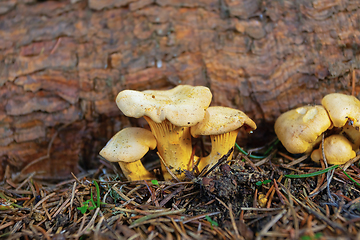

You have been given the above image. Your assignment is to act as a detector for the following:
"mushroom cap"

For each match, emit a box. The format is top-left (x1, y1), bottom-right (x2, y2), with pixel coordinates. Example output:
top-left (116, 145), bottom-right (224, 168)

top-left (322, 93), bottom-right (360, 128)
top-left (190, 106), bottom-right (257, 137)
top-left (99, 127), bottom-right (157, 163)
top-left (274, 105), bottom-right (331, 154)
top-left (116, 85), bottom-right (212, 126)
top-left (311, 134), bottom-right (356, 164)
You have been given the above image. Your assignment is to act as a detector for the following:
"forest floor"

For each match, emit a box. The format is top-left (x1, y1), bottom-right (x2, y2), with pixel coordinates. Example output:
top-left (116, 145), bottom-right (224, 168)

top-left (1, 139), bottom-right (360, 240)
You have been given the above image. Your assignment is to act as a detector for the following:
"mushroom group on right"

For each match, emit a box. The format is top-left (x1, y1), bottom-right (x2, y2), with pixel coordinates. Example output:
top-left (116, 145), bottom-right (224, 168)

top-left (275, 93), bottom-right (360, 165)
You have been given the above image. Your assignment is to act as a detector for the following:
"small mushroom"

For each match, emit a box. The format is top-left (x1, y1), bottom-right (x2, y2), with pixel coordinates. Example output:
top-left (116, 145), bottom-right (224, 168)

top-left (311, 134), bottom-right (356, 165)
top-left (322, 93), bottom-right (360, 128)
top-left (190, 106), bottom-right (257, 171)
top-left (116, 85), bottom-right (212, 180)
top-left (99, 127), bottom-right (156, 181)
top-left (274, 105), bottom-right (331, 154)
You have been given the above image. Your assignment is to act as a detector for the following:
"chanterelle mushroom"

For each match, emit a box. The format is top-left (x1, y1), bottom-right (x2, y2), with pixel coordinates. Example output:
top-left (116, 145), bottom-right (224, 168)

top-left (99, 127), bottom-right (156, 181)
top-left (274, 105), bottom-right (331, 154)
top-left (116, 85), bottom-right (212, 180)
top-left (322, 93), bottom-right (360, 129)
top-left (311, 134), bottom-right (356, 165)
top-left (191, 106), bottom-right (257, 172)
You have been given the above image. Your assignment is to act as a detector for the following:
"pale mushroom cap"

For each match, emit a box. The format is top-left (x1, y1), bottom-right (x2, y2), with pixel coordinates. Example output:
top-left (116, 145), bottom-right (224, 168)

top-left (322, 93), bottom-right (360, 128)
top-left (274, 105), bottom-right (331, 154)
top-left (311, 134), bottom-right (356, 164)
top-left (99, 127), bottom-right (157, 163)
top-left (116, 85), bottom-right (212, 126)
top-left (190, 106), bottom-right (257, 137)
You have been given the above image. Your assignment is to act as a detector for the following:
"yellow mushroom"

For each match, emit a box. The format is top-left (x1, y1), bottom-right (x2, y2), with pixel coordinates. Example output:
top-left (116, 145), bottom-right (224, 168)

top-left (322, 92), bottom-right (360, 152)
top-left (274, 105), bottom-right (331, 154)
top-left (322, 93), bottom-right (360, 128)
top-left (99, 127), bottom-right (156, 181)
top-left (190, 106), bottom-right (256, 172)
top-left (116, 85), bottom-right (212, 180)
top-left (311, 134), bottom-right (356, 165)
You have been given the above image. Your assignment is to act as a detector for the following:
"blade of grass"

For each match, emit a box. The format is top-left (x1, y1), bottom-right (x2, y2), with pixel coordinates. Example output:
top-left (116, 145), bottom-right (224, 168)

top-left (235, 138), bottom-right (279, 159)
top-left (93, 180), bottom-right (101, 207)
top-left (235, 143), bottom-right (266, 159)
top-left (285, 165), bottom-right (339, 178)
top-left (263, 138), bottom-right (280, 155)
top-left (340, 169), bottom-right (360, 187)
top-left (93, 180), bottom-right (106, 207)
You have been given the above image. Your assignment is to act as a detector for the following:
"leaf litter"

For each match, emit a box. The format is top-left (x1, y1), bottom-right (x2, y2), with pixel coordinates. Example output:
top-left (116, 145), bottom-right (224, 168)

top-left (1, 142), bottom-right (360, 239)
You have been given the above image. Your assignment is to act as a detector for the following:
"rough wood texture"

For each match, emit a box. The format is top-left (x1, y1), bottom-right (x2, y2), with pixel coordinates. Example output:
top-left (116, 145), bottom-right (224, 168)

top-left (1, 0), bottom-right (360, 179)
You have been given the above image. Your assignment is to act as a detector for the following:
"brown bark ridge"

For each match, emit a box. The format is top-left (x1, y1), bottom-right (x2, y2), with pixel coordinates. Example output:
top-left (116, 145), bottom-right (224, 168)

top-left (1, 0), bottom-right (359, 179)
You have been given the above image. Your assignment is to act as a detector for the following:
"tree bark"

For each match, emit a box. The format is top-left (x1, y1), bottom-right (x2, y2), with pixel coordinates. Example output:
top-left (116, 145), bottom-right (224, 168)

top-left (1, 0), bottom-right (359, 179)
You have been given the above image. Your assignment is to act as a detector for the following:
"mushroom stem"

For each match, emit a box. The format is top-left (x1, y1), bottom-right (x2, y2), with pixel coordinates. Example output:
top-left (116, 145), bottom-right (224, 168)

top-left (118, 161), bottom-right (155, 181)
top-left (197, 130), bottom-right (239, 171)
top-left (144, 116), bottom-right (193, 180)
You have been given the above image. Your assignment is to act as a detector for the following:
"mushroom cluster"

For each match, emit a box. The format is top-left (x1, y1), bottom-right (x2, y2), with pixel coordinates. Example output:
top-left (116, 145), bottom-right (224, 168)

top-left (99, 85), bottom-right (256, 181)
top-left (275, 93), bottom-right (360, 165)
